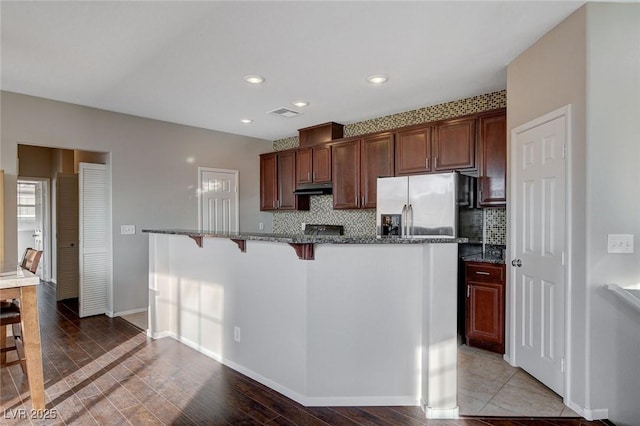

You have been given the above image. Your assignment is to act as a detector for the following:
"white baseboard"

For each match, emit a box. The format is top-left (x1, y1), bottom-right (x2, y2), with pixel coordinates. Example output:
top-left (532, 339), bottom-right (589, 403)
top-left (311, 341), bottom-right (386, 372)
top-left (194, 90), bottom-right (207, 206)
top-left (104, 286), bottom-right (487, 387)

top-left (153, 332), bottom-right (420, 408)
top-left (565, 400), bottom-right (609, 421)
top-left (421, 399), bottom-right (459, 419)
top-left (113, 307), bottom-right (148, 317)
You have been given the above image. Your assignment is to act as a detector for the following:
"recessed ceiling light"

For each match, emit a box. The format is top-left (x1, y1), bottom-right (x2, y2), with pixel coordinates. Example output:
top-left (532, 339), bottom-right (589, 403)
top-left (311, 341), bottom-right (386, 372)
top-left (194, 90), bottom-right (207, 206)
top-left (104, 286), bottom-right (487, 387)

top-left (241, 119), bottom-right (253, 124)
top-left (367, 74), bottom-right (388, 84)
top-left (291, 101), bottom-right (309, 108)
top-left (244, 75), bottom-right (265, 84)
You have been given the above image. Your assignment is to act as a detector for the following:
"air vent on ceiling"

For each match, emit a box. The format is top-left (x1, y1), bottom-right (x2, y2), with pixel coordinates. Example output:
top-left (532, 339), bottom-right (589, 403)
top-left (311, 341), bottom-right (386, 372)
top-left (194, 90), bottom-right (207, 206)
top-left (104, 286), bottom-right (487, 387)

top-left (267, 107), bottom-right (301, 118)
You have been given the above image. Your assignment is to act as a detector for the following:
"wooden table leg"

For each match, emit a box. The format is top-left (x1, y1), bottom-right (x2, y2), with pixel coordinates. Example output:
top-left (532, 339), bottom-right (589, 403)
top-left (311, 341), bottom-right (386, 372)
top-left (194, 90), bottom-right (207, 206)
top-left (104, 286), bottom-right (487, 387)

top-left (19, 286), bottom-right (45, 410)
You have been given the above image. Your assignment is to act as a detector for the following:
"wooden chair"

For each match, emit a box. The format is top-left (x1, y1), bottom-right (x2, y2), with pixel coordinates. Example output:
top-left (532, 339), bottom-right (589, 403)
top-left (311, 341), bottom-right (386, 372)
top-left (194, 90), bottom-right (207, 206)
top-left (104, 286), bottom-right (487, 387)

top-left (1, 249), bottom-right (42, 373)
top-left (0, 301), bottom-right (26, 373)
top-left (20, 248), bottom-right (42, 274)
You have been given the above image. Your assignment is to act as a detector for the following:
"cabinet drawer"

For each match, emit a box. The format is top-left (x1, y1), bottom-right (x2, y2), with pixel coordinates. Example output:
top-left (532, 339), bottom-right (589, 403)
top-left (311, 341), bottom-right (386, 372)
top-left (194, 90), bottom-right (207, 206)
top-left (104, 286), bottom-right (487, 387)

top-left (465, 262), bottom-right (505, 283)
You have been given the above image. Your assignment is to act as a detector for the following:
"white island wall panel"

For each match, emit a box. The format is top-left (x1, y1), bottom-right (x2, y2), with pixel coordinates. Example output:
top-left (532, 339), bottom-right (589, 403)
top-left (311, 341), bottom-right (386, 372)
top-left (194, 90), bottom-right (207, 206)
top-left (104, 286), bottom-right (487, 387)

top-left (306, 244), bottom-right (423, 405)
top-left (148, 232), bottom-right (459, 412)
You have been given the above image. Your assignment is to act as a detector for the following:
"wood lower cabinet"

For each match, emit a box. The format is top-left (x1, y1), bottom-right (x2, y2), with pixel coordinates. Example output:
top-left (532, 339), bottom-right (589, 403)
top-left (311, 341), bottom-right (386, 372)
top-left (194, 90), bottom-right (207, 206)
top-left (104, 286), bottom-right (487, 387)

top-left (296, 145), bottom-right (331, 186)
top-left (395, 126), bottom-right (432, 175)
top-left (465, 261), bottom-right (506, 354)
top-left (332, 133), bottom-right (394, 209)
top-left (434, 118), bottom-right (476, 171)
top-left (478, 110), bottom-right (507, 207)
top-left (260, 151), bottom-right (309, 211)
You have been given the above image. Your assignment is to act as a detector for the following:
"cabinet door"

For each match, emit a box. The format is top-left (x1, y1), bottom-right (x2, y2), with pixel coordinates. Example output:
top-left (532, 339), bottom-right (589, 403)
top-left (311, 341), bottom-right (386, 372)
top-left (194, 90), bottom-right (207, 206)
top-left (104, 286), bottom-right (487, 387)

top-left (434, 118), bottom-right (476, 171)
top-left (466, 280), bottom-right (505, 354)
top-left (478, 112), bottom-right (507, 206)
top-left (260, 153), bottom-right (278, 211)
top-left (395, 126), bottom-right (431, 175)
top-left (277, 151), bottom-right (297, 210)
top-left (295, 148), bottom-right (313, 186)
top-left (465, 262), bottom-right (506, 354)
top-left (332, 139), bottom-right (360, 209)
top-left (361, 133), bottom-right (394, 209)
top-left (312, 145), bottom-right (332, 183)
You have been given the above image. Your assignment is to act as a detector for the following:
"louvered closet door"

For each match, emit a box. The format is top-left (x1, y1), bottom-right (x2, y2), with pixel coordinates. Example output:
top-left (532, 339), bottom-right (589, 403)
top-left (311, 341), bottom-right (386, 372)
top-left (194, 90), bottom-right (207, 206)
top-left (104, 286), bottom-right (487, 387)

top-left (79, 163), bottom-right (111, 317)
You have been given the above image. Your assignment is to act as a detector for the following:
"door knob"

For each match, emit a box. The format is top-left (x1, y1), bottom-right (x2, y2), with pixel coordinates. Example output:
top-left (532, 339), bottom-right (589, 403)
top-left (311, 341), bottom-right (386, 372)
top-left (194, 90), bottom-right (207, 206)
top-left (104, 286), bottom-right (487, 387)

top-left (511, 259), bottom-right (522, 267)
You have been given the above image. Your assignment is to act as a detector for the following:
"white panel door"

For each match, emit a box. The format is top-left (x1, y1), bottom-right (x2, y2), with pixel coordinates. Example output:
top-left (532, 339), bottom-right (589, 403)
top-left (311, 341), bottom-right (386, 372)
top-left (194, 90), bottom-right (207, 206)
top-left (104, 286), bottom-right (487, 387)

top-left (199, 168), bottom-right (238, 233)
top-left (79, 163), bottom-right (111, 317)
top-left (511, 110), bottom-right (567, 396)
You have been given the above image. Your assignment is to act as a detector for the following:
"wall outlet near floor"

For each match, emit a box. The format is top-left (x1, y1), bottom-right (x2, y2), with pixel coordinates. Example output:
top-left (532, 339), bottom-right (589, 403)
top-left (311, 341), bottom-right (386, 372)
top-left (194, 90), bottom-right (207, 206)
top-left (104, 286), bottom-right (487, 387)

top-left (301, 223), bottom-right (306, 231)
top-left (607, 234), bottom-right (634, 253)
top-left (121, 225), bottom-right (136, 235)
top-left (234, 326), bottom-right (241, 342)
top-left (258, 222), bottom-right (264, 231)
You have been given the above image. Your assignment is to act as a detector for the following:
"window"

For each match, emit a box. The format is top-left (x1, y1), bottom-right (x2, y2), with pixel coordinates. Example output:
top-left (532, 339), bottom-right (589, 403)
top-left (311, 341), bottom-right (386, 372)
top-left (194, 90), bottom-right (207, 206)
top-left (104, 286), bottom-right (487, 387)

top-left (17, 181), bottom-right (37, 231)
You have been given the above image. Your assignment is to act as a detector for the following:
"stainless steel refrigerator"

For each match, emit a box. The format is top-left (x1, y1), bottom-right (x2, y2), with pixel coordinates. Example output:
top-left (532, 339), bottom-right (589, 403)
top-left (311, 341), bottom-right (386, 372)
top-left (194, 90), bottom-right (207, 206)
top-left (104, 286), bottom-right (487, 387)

top-left (376, 172), bottom-right (475, 238)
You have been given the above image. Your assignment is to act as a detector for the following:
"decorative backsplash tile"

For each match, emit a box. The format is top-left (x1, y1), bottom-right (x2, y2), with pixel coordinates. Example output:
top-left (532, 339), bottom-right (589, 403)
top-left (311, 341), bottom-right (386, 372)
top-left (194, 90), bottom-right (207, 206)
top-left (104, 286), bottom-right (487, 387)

top-left (271, 90), bottom-right (508, 243)
top-left (484, 208), bottom-right (507, 245)
top-left (344, 91), bottom-right (506, 138)
top-left (273, 195), bottom-right (376, 236)
top-left (273, 90), bottom-right (506, 151)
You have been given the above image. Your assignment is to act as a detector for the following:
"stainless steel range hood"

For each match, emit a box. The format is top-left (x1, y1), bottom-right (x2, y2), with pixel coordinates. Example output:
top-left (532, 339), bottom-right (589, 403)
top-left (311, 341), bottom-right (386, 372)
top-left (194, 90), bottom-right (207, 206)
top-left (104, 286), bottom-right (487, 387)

top-left (293, 182), bottom-right (333, 195)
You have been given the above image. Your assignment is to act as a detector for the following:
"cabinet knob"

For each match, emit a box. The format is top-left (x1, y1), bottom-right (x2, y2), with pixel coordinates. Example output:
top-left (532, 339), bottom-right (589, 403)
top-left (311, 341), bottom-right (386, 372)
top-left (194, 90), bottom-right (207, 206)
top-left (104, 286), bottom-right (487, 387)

top-left (511, 259), bottom-right (522, 267)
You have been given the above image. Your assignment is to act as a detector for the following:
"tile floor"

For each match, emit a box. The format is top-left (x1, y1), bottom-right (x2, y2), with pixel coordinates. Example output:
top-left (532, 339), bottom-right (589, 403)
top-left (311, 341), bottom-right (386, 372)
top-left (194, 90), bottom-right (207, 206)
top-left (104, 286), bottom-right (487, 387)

top-left (120, 311), bottom-right (578, 418)
top-left (457, 345), bottom-right (577, 417)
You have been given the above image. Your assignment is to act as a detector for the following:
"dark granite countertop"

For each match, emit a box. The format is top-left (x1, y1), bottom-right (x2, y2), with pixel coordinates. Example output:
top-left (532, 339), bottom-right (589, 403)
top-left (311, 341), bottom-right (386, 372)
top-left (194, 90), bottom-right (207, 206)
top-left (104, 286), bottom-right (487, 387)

top-left (142, 229), bottom-right (468, 245)
top-left (462, 253), bottom-right (506, 264)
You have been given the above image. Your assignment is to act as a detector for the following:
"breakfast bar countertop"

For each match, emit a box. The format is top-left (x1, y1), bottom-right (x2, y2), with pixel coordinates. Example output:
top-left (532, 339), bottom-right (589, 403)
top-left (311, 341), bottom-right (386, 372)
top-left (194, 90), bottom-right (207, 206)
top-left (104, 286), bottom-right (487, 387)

top-left (142, 229), bottom-right (468, 245)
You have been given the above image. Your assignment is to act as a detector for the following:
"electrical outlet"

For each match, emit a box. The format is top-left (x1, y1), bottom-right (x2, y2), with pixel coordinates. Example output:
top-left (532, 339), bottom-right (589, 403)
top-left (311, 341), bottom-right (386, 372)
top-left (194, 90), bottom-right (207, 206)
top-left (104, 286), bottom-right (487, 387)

top-left (301, 222), bottom-right (306, 231)
top-left (258, 222), bottom-right (264, 230)
top-left (121, 225), bottom-right (136, 235)
top-left (234, 326), bottom-right (241, 342)
top-left (607, 234), bottom-right (634, 254)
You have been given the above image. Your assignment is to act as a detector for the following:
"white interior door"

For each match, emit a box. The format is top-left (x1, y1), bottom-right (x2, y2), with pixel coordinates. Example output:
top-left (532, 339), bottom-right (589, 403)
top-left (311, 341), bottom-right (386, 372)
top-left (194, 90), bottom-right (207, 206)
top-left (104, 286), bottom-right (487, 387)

top-left (510, 108), bottom-right (568, 396)
top-left (199, 168), bottom-right (239, 233)
top-left (79, 163), bottom-right (111, 317)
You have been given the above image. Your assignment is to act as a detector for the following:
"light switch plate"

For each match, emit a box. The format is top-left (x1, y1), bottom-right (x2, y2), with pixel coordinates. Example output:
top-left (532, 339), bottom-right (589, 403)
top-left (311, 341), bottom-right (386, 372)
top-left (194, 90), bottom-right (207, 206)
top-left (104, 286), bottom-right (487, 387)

top-left (607, 234), bottom-right (634, 253)
top-left (121, 225), bottom-right (136, 235)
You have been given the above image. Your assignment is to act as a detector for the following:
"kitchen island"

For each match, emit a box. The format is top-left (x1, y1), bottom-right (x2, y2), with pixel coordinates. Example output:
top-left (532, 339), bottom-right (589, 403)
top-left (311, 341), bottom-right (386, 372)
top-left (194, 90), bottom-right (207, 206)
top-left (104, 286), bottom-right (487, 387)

top-left (144, 230), bottom-right (465, 418)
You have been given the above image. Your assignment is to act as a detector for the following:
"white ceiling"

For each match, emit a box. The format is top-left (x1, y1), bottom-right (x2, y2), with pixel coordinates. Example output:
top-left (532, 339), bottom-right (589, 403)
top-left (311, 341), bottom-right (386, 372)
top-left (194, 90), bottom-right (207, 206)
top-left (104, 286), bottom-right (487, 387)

top-left (1, 1), bottom-right (586, 142)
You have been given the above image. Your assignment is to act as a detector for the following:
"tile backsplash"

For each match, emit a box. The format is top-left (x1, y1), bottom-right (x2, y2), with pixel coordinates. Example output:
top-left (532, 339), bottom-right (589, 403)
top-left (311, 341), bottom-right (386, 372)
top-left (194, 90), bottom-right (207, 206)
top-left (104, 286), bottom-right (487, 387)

top-left (273, 195), bottom-right (376, 236)
top-left (273, 194), bottom-right (506, 243)
top-left (271, 90), bottom-right (507, 243)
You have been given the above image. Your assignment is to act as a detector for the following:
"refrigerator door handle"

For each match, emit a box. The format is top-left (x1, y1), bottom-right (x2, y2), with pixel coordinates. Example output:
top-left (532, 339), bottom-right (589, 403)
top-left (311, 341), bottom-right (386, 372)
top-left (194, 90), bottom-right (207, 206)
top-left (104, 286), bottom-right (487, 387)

top-left (401, 204), bottom-right (408, 236)
top-left (408, 204), bottom-right (414, 236)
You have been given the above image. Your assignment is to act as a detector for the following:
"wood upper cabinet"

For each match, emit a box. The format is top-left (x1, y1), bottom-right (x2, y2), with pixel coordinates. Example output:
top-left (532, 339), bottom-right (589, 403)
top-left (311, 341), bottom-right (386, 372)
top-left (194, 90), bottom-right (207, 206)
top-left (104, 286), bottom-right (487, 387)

top-left (433, 118), bottom-right (476, 171)
top-left (277, 151), bottom-right (297, 210)
top-left (360, 133), bottom-right (394, 209)
top-left (295, 145), bottom-right (332, 186)
top-left (478, 111), bottom-right (507, 207)
top-left (332, 133), bottom-right (394, 209)
top-left (260, 151), bottom-right (309, 211)
top-left (332, 139), bottom-right (360, 209)
top-left (260, 153), bottom-right (278, 211)
top-left (465, 261), bottom-right (506, 354)
top-left (395, 126), bottom-right (432, 175)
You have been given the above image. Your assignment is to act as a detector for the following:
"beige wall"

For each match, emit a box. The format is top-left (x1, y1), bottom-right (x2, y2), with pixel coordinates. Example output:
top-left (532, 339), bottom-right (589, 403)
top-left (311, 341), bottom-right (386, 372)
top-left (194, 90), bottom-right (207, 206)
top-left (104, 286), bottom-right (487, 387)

top-left (507, 5), bottom-right (588, 409)
top-left (1, 91), bottom-right (274, 314)
top-left (507, 4), bottom-right (640, 424)
top-left (585, 4), bottom-right (640, 425)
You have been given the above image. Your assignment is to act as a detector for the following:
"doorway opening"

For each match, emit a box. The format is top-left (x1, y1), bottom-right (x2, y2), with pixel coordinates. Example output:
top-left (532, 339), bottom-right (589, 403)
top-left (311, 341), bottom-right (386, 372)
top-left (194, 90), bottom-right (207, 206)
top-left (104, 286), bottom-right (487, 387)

top-left (17, 144), bottom-right (111, 317)
top-left (16, 178), bottom-right (50, 280)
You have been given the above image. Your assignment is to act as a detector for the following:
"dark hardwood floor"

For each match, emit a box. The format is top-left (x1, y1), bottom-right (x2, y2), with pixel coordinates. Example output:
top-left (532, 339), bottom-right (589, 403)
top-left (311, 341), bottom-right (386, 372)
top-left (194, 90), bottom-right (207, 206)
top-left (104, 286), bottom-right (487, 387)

top-left (1, 280), bottom-right (612, 425)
